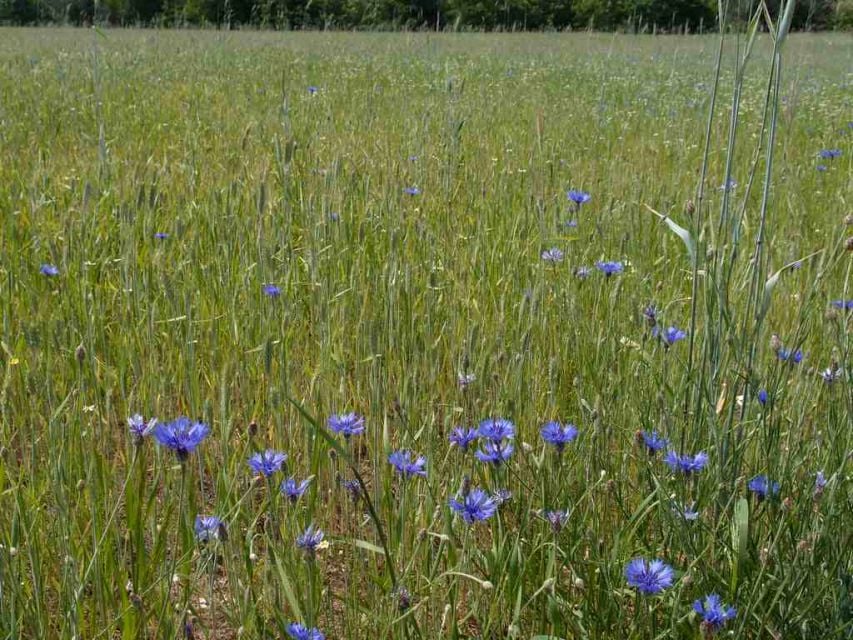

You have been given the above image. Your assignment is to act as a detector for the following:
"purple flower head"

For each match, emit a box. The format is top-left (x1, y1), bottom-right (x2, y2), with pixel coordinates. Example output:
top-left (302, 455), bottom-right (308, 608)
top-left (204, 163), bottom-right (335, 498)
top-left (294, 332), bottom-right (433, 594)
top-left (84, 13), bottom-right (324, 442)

top-left (449, 487), bottom-right (498, 524)
top-left (830, 299), bottom-right (853, 311)
top-left (449, 426), bottom-right (478, 451)
top-left (340, 478), bottom-right (362, 500)
top-left (263, 284), bottom-right (281, 297)
top-left (820, 367), bottom-right (842, 384)
top-left (457, 372), bottom-right (476, 388)
top-left (194, 515), bottom-right (224, 542)
top-left (563, 219), bottom-right (578, 229)
top-left (40, 264), bottom-right (59, 277)
top-left (307, 86), bottom-right (319, 95)
top-left (693, 594), bottom-right (736, 633)
top-left (404, 186), bottom-right (421, 196)
top-left (248, 449), bottom-right (288, 477)
top-left (748, 474), bottom-right (780, 501)
top-left (818, 148), bottom-right (842, 160)
top-left (296, 524), bottom-right (325, 556)
top-left (388, 450), bottom-right (427, 478)
top-left (286, 623), bottom-right (325, 640)
top-left (394, 586), bottom-right (412, 611)
top-left (542, 509), bottom-right (570, 533)
top-left (816, 164), bottom-right (828, 172)
top-left (595, 260), bottom-right (623, 277)
top-left (777, 348), bottom-right (803, 364)
top-left (653, 325), bottom-right (687, 346)
top-left (475, 440), bottom-right (514, 465)
top-left (814, 471), bottom-right (827, 498)
top-left (719, 179), bottom-right (737, 192)
top-left (540, 421), bottom-right (579, 453)
top-left (757, 389), bottom-right (768, 405)
top-left (152, 417), bottom-right (210, 461)
top-left (541, 248), bottom-right (565, 263)
top-left (477, 417), bottom-right (515, 442)
top-left (625, 558), bottom-right (675, 595)
top-left (408, 155), bottom-right (419, 162)
top-left (640, 430), bottom-right (668, 454)
top-left (672, 501), bottom-right (699, 521)
top-left (128, 414), bottom-right (156, 441)
top-left (328, 412), bottom-right (365, 438)
top-left (642, 304), bottom-right (658, 327)
top-left (281, 477), bottom-right (312, 502)
top-left (154, 232), bottom-right (169, 239)
top-left (663, 450), bottom-right (709, 475)
top-left (575, 265), bottom-right (591, 279)
top-left (492, 488), bottom-right (512, 505)
top-left (567, 190), bottom-right (591, 205)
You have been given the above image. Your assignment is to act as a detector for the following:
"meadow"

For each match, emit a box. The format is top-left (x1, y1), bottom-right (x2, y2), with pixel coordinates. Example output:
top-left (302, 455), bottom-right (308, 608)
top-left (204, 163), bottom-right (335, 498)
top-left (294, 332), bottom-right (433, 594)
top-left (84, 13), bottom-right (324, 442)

top-left (0, 25), bottom-right (851, 640)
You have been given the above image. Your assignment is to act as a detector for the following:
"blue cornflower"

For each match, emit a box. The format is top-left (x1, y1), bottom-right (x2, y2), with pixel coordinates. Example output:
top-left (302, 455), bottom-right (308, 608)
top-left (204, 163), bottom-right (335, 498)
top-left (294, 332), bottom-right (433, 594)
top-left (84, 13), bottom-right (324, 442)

top-left (247, 449), bottom-right (288, 477)
top-left (639, 430), bottom-right (668, 454)
top-left (777, 348), bottom-right (803, 364)
top-left (154, 232), bottom-right (169, 239)
top-left (296, 524), bottom-right (325, 555)
top-left (449, 488), bottom-right (498, 524)
top-left (492, 488), bottom-right (512, 505)
top-left (307, 86), bottom-right (319, 95)
top-left (340, 478), bottom-right (362, 500)
top-left (477, 417), bottom-right (515, 442)
top-left (475, 440), bottom-right (514, 465)
top-left (567, 190), bottom-right (591, 206)
top-left (748, 474), bottom-right (780, 501)
top-left (653, 325), bottom-right (687, 346)
top-left (814, 471), bottom-right (827, 497)
top-left (403, 186), bottom-right (421, 196)
top-left (40, 263), bottom-right (59, 276)
top-left (816, 164), bottom-right (828, 172)
top-left (830, 299), bottom-right (853, 310)
top-left (563, 219), bottom-right (578, 229)
top-left (595, 260), bottom-right (624, 277)
top-left (281, 477), bottom-right (312, 502)
top-left (194, 515), bottom-right (224, 542)
top-left (818, 148), bottom-right (842, 160)
top-left (448, 426), bottom-right (478, 451)
top-left (542, 509), bottom-right (570, 533)
top-left (719, 178), bottom-right (737, 192)
top-left (128, 414), bottom-right (156, 440)
top-left (757, 389), bottom-right (768, 405)
top-left (624, 558), bottom-right (675, 595)
top-left (286, 622), bottom-right (325, 640)
top-left (541, 248), bottom-right (565, 263)
top-left (575, 266), bottom-right (591, 279)
top-left (152, 417), bottom-right (210, 461)
top-left (457, 372), bottom-right (476, 388)
top-left (388, 450), bottom-right (427, 478)
top-left (642, 304), bottom-right (658, 327)
top-left (540, 421), bottom-right (579, 453)
top-left (672, 501), bottom-right (699, 521)
top-left (328, 212), bottom-right (340, 222)
top-left (663, 450), bottom-right (709, 475)
top-left (328, 412), bottom-right (365, 438)
top-left (820, 367), bottom-right (842, 384)
top-left (408, 155), bottom-right (418, 162)
top-left (263, 284), bottom-right (281, 297)
top-left (693, 594), bottom-right (736, 633)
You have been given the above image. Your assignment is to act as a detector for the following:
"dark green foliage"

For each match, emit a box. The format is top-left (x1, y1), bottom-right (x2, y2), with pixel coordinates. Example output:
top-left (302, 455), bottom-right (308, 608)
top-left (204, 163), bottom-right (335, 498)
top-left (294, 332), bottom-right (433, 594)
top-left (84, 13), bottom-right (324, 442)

top-left (0, 0), bottom-right (848, 31)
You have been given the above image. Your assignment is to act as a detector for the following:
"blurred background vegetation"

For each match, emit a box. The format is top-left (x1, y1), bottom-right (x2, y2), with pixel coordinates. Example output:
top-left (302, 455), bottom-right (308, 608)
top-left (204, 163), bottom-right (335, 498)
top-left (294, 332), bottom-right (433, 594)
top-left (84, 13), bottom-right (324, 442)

top-left (1, 0), bottom-right (851, 31)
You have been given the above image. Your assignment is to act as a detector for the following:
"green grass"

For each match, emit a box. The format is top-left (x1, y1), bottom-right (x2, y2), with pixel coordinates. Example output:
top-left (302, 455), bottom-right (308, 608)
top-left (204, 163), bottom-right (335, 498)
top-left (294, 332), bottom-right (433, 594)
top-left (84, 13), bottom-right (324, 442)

top-left (0, 26), bottom-right (851, 639)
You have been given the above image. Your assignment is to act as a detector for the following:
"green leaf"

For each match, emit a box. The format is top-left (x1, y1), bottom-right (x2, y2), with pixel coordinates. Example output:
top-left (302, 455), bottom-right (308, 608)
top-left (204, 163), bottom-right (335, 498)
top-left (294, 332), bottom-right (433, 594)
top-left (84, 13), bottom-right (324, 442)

top-left (644, 205), bottom-right (695, 265)
top-left (730, 497), bottom-right (749, 594)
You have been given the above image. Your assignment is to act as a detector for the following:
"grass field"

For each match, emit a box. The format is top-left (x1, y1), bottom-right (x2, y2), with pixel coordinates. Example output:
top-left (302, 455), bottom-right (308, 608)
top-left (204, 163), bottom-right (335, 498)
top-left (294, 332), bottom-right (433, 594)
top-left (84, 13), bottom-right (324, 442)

top-left (0, 26), bottom-right (851, 639)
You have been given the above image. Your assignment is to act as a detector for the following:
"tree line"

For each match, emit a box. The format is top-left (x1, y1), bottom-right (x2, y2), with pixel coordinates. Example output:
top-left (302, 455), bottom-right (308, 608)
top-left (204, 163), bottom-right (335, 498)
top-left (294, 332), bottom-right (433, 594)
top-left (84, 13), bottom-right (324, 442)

top-left (1, 0), bottom-right (850, 31)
